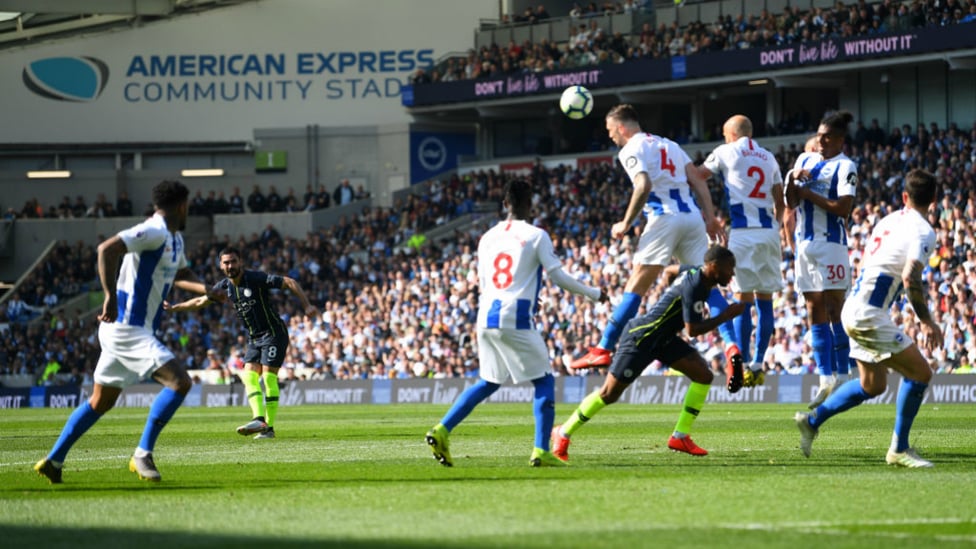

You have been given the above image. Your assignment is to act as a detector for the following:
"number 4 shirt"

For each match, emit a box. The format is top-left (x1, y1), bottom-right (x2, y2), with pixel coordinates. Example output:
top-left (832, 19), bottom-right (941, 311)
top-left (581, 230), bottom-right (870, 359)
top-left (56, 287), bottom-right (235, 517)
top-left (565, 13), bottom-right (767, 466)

top-left (618, 133), bottom-right (699, 217)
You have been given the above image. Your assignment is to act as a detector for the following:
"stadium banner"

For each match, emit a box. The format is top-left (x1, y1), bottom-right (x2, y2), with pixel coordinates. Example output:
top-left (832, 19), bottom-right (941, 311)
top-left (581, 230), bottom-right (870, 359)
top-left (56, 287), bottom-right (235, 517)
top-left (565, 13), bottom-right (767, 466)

top-left (0, 0), bottom-right (497, 143)
top-left (14, 375), bottom-right (976, 408)
top-left (408, 57), bottom-right (672, 106)
top-left (0, 387), bottom-right (30, 409)
top-left (44, 385), bottom-right (85, 409)
top-left (409, 130), bottom-right (477, 184)
top-left (684, 22), bottom-right (976, 79)
top-left (410, 23), bottom-right (976, 108)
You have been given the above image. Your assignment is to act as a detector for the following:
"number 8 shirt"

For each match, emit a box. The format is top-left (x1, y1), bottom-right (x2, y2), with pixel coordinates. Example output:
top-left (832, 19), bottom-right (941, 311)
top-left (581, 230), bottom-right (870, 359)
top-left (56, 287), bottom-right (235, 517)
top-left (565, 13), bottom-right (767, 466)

top-left (477, 218), bottom-right (567, 330)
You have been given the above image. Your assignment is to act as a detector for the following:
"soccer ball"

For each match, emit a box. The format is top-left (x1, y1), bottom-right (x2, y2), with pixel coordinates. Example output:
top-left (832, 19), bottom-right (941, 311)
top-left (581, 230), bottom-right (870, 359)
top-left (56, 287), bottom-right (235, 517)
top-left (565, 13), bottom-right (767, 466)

top-left (559, 85), bottom-right (593, 120)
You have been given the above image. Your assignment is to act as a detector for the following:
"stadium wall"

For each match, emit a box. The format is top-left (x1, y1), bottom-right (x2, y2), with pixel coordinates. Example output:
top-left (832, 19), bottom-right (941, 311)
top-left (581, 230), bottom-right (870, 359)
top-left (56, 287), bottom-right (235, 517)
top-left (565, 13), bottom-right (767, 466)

top-left (3, 374), bottom-right (976, 409)
top-left (0, 0), bottom-right (498, 143)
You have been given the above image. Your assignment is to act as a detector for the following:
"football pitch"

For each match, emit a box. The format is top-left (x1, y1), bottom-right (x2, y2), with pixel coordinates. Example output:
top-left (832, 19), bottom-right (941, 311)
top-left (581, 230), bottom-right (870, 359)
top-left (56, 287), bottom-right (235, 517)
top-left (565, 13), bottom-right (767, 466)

top-left (1, 403), bottom-right (974, 548)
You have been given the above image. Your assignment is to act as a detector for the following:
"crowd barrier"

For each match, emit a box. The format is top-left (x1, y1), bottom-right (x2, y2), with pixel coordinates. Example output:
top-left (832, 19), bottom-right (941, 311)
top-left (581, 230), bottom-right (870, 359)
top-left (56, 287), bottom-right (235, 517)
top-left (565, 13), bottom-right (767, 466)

top-left (3, 374), bottom-right (975, 409)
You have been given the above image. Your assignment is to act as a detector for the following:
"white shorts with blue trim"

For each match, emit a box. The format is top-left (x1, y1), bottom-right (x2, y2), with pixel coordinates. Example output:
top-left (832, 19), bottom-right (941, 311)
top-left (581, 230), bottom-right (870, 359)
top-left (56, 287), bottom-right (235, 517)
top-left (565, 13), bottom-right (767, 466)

top-left (841, 300), bottom-right (912, 363)
top-left (729, 228), bottom-right (783, 294)
top-left (94, 322), bottom-right (176, 387)
top-left (477, 327), bottom-right (549, 384)
top-left (634, 212), bottom-right (709, 266)
top-left (794, 240), bottom-right (851, 293)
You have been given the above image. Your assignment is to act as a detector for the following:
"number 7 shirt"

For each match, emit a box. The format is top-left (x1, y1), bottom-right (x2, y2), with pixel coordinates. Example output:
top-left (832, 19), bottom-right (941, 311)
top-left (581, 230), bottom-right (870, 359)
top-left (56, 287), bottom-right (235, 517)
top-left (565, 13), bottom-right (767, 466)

top-left (618, 132), bottom-right (699, 217)
top-left (477, 219), bottom-right (564, 330)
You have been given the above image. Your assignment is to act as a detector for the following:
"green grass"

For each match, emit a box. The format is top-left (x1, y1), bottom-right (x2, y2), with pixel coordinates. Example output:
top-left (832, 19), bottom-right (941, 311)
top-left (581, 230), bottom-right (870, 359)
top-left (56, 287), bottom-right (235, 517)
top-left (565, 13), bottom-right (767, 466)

top-left (1, 403), bottom-right (974, 548)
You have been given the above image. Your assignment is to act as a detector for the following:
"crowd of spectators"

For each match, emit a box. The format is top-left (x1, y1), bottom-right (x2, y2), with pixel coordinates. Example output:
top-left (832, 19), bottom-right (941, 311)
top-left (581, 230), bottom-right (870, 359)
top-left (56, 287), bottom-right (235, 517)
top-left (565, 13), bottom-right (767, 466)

top-left (413, 0), bottom-right (976, 84)
top-left (4, 115), bottom-right (976, 386)
top-left (2, 179), bottom-right (370, 223)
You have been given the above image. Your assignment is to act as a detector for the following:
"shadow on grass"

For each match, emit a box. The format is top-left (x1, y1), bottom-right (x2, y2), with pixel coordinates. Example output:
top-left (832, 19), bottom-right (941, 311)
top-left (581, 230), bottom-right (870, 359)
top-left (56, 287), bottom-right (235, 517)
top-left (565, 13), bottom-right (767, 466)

top-left (1, 525), bottom-right (467, 549)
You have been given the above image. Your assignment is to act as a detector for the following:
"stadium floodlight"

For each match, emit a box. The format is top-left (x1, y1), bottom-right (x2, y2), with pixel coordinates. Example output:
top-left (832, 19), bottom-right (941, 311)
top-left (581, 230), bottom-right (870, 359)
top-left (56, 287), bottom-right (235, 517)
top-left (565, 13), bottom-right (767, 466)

top-left (180, 168), bottom-right (224, 177)
top-left (26, 170), bottom-right (71, 179)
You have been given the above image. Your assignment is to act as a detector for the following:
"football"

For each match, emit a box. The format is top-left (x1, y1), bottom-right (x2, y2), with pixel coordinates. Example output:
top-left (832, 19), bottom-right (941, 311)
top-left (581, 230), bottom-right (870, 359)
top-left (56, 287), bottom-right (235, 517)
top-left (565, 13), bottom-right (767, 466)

top-left (559, 85), bottom-right (593, 120)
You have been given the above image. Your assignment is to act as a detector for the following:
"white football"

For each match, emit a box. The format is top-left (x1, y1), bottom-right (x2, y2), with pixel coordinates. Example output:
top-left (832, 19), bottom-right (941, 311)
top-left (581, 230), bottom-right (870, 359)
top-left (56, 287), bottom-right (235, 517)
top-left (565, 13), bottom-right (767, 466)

top-left (559, 85), bottom-right (593, 120)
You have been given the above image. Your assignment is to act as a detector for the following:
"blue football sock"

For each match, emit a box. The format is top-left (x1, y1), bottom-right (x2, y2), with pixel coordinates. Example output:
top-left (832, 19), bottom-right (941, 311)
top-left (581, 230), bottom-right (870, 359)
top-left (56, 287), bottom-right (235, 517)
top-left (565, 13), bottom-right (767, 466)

top-left (732, 301), bottom-right (755, 363)
top-left (49, 401), bottom-right (102, 463)
top-left (598, 292), bottom-right (641, 350)
top-left (706, 288), bottom-right (737, 346)
top-left (893, 378), bottom-right (927, 453)
top-left (810, 323), bottom-right (834, 376)
top-left (755, 299), bottom-right (774, 366)
top-left (810, 378), bottom-right (872, 429)
top-left (441, 379), bottom-right (500, 432)
top-left (532, 375), bottom-right (556, 451)
top-left (832, 322), bottom-right (851, 376)
top-left (138, 387), bottom-right (185, 453)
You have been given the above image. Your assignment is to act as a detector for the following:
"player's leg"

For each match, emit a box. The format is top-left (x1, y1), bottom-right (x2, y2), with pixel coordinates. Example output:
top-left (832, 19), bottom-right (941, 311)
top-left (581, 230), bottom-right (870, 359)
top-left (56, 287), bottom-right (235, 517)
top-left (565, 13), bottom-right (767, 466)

top-left (881, 345), bottom-right (934, 467)
top-left (825, 289), bottom-right (853, 379)
top-left (750, 291), bottom-right (776, 385)
top-left (664, 342), bottom-right (713, 455)
top-left (36, 327), bottom-right (134, 483)
top-left (256, 335), bottom-right (287, 438)
top-left (427, 329), bottom-right (502, 466)
top-left (528, 373), bottom-right (565, 467)
top-left (804, 291), bottom-right (837, 407)
top-left (555, 335), bottom-right (649, 461)
top-left (237, 342), bottom-right (268, 435)
top-left (35, 382), bottom-right (123, 483)
top-left (571, 218), bottom-right (673, 369)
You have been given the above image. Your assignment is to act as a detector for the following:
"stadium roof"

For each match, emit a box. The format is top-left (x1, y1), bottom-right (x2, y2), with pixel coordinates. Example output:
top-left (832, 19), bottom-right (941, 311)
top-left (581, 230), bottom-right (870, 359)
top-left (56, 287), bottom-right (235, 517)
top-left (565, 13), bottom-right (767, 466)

top-left (0, 0), bottom-right (249, 49)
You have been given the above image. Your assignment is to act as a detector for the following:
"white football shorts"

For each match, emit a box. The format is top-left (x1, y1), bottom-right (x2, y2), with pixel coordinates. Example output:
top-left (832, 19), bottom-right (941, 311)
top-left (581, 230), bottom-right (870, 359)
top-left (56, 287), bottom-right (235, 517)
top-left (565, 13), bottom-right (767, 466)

top-left (794, 240), bottom-right (851, 293)
top-left (634, 212), bottom-right (709, 266)
top-left (729, 228), bottom-right (783, 294)
top-left (94, 323), bottom-right (176, 387)
top-left (841, 301), bottom-right (912, 363)
top-left (477, 327), bottom-right (550, 384)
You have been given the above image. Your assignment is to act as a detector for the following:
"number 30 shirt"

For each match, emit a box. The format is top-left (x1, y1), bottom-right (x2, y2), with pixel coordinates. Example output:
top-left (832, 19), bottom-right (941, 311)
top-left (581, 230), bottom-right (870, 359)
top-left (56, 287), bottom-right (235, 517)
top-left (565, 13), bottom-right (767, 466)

top-left (477, 219), bottom-right (585, 330)
top-left (790, 151), bottom-right (857, 245)
top-left (618, 132), bottom-right (699, 217)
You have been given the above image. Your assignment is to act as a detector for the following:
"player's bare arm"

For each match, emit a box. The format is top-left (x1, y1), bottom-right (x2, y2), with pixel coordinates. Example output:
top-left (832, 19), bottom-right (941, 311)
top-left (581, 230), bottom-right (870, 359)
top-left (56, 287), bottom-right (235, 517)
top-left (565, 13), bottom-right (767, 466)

top-left (772, 183), bottom-right (785, 225)
top-left (164, 294), bottom-right (213, 313)
top-left (686, 301), bottom-right (747, 337)
top-left (612, 171), bottom-right (651, 239)
top-left (902, 258), bottom-right (944, 351)
top-left (796, 188), bottom-right (855, 218)
top-left (283, 276), bottom-right (318, 317)
top-left (685, 162), bottom-right (724, 244)
top-left (662, 264), bottom-right (682, 285)
top-left (96, 235), bottom-right (126, 323)
top-left (173, 267), bottom-right (209, 295)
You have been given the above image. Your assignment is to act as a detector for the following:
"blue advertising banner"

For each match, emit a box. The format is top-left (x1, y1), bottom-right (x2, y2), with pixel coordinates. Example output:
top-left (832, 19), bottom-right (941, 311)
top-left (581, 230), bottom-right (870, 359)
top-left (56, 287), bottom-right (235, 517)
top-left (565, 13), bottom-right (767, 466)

top-left (0, 387), bottom-right (30, 408)
top-left (409, 23), bottom-right (976, 107)
top-left (409, 130), bottom-right (476, 184)
top-left (45, 385), bottom-right (83, 408)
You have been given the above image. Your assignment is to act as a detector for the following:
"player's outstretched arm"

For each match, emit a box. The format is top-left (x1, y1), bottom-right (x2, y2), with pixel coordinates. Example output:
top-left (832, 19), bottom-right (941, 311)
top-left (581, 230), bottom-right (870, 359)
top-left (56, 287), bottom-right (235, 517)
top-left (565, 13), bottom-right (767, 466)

top-left (173, 267), bottom-right (209, 295)
top-left (164, 295), bottom-right (213, 313)
top-left (612, 172), bottom-right (651, 240)
top-left (282, 276), bottom-right (318, 317)
top-left (547, 267), bottom-right (603, 302)
top-left (686, 301), bottom-right (747, 338)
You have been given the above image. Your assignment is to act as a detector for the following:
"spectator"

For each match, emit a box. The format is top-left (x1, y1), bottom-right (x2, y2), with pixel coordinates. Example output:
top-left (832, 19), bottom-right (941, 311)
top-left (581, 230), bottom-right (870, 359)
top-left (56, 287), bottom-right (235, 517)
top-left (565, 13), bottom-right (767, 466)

top-left (333, 179), bottom-right (355, 206)
top-left (247, 185), bottom-right (268, 213)
top-left (116, 191), bottom-right (134, 217)
top-left (228, 186), bottom-right (246, 214)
